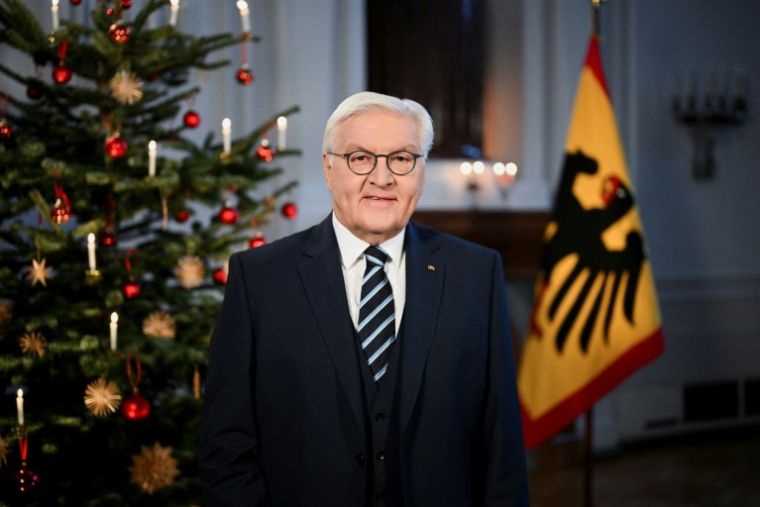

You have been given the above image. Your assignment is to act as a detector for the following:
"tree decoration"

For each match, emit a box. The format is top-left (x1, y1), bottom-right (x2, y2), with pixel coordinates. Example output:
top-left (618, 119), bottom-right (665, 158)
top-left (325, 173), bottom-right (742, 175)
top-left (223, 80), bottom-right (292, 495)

top-left (25, 258), bottom-right (54, 287)
top-left (0, 434), bottom-right (10, 467)
top-left (109, 22), bottom-right (131, 44)
top-left (249, 232), bottom-right (266, 248)
top-left (52, 41), bottom-right (72, 84)
top-left (256, 137), bottom-right (274, 162)
top-left (0, 299), bottom-right (12, 325)
top-left (10, 434), bottom-right (39, 493)
top-left (176, 256), bottom-right (204, 289)
top-left (174, 209), bottom-right (190, 222)
top-left (19, 331), bottom-right (47, 358)
top-left (51, 181), bottom-right (72, 224)
top-left (105, 133), bottom-right (127, 158)
top-left (121, 355), bottom-right (150, 422)
top-left (99, 231), bottom-right (117, 246)
top-left (213, 267), bottom-right (227, 285)
top-left (109, 70), bottom-right (143, 105)
top-left (142, 311), bottom-right (176, 339)
top-left (193, 366), bottom-right (201, 399)
top-left (183, 109), bottom-right (200, 128)
top-left (236, 63), bottom-right (253, 85)
top-left (122, 253), bottom-right (140, 298)
top-left (121, 0), bottom-right (132, 8)
top-left (281, 202), bottom-right (298, 220)
top-left (70, 0), bottom-right (82, 4)
top-left (26, 85), bottom-right (42, 100)
top-left (218, 203), bottom-right (239, 224)
top-left (128, 442), bottom-right (180, 495)
top-left (84, 377), bottom-right (122, 417)
top-left (0, 120), bottom-right (13, 147)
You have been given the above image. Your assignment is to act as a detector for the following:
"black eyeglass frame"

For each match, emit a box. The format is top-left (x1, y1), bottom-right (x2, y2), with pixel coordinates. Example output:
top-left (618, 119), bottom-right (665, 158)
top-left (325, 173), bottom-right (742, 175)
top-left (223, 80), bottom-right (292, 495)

top-left (327, 150), bottom-right (425, 176)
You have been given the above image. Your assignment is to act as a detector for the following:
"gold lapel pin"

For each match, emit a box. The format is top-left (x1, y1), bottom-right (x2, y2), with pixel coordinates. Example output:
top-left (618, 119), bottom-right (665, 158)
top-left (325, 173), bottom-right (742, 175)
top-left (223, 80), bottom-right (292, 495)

top-left (427, 265), bottom-right (435, 271)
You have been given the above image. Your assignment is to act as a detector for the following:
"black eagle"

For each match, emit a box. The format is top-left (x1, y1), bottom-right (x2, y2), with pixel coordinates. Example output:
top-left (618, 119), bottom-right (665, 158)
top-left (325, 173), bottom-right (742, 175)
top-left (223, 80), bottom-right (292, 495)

top-left (532, 150), bottom-right (646, 354)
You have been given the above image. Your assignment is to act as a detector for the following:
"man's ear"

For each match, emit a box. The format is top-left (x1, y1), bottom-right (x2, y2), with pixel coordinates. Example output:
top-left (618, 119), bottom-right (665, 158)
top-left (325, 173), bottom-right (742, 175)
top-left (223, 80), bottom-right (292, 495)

top-left (322, 153), bottom-right (332, 193)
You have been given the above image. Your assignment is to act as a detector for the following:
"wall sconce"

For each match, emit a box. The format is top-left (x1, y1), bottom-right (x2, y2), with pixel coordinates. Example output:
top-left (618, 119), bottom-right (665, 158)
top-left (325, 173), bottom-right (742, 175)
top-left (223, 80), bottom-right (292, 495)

top-left (671, 65), bottom-right (748, 180)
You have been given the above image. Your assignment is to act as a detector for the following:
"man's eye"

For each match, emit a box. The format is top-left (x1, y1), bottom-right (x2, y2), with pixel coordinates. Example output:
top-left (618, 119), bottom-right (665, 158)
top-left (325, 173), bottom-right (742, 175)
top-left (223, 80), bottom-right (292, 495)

top-left (394, 154), bottom-right (412, 162)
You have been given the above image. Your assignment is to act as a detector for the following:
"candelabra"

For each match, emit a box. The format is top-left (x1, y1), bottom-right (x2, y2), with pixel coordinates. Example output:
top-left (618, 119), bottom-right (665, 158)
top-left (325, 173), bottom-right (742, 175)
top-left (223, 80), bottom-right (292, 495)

top-left (671, 66), bottom-right (748, 180)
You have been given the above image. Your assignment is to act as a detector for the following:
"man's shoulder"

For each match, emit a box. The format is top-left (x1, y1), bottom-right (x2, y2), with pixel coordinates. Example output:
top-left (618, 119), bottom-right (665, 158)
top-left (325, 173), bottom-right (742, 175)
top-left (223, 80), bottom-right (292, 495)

top-left (231, 223), bottom-right (317, 268)
top-left (411, 221), bottom-right (499, 262)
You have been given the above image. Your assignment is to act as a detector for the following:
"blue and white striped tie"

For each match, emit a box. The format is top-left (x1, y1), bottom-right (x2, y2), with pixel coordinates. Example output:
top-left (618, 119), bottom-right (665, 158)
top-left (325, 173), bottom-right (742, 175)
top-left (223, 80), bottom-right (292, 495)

top-left (358, 246), bottom-right (395, 382)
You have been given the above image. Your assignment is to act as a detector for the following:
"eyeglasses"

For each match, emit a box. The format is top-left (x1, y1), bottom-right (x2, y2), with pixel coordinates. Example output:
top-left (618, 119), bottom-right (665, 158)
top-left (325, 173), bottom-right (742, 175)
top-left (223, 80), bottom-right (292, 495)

top-left (328, 150), bottom-right (424, 175)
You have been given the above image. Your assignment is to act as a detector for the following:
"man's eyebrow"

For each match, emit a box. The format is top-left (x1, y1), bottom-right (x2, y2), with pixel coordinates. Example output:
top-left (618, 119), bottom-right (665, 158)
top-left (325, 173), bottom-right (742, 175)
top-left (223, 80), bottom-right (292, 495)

top-left (342, 144), bottom-right (419, 153)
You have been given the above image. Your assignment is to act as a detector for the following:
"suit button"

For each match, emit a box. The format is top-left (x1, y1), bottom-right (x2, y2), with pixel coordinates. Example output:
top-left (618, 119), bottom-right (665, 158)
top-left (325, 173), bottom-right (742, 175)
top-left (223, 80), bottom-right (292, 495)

top-left (375, 491), bottom-right (385, 501)
top-left (356, 454), bottom-right (366, 466)
top-left (376, 451), bottom-right (385, 461)
top-left (374, 412), bottom-right (386, 422)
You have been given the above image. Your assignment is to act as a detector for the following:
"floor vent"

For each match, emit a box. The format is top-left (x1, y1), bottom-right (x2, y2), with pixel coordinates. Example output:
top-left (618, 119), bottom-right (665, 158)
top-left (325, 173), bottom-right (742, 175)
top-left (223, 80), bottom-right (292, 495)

top-left (683, 381), bottom-right (739, 423)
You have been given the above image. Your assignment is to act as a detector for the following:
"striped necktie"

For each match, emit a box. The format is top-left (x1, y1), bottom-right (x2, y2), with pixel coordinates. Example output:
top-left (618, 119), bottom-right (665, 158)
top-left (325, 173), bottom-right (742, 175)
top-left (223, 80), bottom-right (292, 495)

top-left (358, 246), bottom-right (396, 382)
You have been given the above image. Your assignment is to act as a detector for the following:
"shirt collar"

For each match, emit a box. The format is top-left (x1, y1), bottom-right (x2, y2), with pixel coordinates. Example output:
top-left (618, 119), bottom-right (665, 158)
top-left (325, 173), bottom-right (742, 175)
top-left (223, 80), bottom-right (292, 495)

top-left (332, 212), bottom-right (406, 269)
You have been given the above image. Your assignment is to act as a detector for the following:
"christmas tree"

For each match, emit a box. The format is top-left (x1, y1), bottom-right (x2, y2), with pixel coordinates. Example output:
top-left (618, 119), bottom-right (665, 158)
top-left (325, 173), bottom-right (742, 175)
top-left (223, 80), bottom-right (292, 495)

top-left (0, 0), bottom-right (299, 504)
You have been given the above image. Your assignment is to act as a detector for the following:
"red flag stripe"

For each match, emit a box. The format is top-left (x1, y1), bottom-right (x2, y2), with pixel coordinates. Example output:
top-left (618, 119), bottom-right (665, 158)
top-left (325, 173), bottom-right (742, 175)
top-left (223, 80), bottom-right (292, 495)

top-left (521, 327), bottom-right (665, 449)
top-left (584, 36), bottom-right (610, 98)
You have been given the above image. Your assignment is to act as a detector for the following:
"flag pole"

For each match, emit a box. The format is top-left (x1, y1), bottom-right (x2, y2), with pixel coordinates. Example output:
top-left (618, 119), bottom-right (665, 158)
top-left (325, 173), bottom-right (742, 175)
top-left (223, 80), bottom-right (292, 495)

top-left (584, 4), bottom-right (602, 503)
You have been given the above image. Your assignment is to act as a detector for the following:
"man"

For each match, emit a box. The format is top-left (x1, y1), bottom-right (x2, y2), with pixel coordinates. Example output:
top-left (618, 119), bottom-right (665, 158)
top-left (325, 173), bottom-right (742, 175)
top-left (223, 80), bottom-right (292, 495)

top-left (199, 92), bottom-right (529, 506)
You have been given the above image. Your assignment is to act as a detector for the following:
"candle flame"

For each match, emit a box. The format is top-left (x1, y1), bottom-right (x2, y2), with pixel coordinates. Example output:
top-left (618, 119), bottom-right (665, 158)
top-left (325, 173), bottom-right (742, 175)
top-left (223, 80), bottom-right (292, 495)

top-left (460, 162), bottom-right (472, 175)
top-left (493, 162), bottom-right (505, 175)
top-left (170, 0), bottom-right (179, 6)
top-left (88, 233), bottom-right (95, 244)
top-left (222, 118), bottom-right (231, 129)
top-left (506, 162), bottom-right (518, 176)
top-left (17, 389), bottom-right (23, 398)
top-left (277, 116), bottom-right (288, 129)
top-left (111, 312), bottom-right (118, 324)
top-left (237, 0), bottom-right (249, 10)
top-left (52, 0), bottom-right (59, 6)
top-left (473, 161), bottom-right (485, 174)
top-left (148, 140), bottom-right (157, 151)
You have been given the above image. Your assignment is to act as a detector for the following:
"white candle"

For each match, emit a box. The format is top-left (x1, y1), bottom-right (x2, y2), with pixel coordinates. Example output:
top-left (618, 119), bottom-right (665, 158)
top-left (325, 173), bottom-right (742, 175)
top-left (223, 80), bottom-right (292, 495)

top-left (148, 140), bottom-right (157, 177)
top-left (87, 233), bottom-right (96, 271)
top-left (473, 161), bottom-right (485, 174)
top-left (222, 118), bottom-right (232, 154)
top-left (52, 0), bottom-right (59, 31)
top-left (277, 116), bottom-right (287, 152)
top-left (110, 312), bottom-right (118, 351)
top-left (237, 1), bottom-right (251, 33)
top-left (460, 162), bottom-right (472, 175)
top-left (169, 0), bottom-right (179, 27)
top-left (493, 162), bottom-right (505, 175)
top-left (16, 389), bottom-right (24, 427)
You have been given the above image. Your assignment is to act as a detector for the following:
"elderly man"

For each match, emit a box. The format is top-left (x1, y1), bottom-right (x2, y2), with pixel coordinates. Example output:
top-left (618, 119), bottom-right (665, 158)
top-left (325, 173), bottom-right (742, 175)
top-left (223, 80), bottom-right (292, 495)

top-left (199, 92), bottom-right (529, 506)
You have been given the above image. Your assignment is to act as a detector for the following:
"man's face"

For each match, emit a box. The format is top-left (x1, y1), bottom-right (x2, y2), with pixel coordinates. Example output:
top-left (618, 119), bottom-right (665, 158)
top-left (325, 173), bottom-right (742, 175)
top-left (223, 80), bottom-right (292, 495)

top-left (323, 111), bottom-right (425, 245)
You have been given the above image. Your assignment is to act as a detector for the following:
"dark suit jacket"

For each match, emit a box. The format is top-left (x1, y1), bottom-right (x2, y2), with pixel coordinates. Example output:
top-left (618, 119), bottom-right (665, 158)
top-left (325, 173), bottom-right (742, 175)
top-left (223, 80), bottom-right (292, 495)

top-left (199, 215), bottom-right (529, 506)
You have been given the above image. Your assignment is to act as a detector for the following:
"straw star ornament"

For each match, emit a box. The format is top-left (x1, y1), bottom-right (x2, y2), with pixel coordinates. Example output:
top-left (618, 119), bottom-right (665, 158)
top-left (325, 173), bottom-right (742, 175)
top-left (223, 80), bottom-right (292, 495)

top-left (84, 377), bottom-right (122, 416)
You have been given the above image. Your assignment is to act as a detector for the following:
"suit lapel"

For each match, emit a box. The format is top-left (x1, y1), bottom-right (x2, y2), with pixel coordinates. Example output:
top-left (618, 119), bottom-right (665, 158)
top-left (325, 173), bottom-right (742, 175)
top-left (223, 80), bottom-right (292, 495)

top-left (398, 221), bottom-right (444, 434)
top-left (298, 216), bottom-right (365, 429)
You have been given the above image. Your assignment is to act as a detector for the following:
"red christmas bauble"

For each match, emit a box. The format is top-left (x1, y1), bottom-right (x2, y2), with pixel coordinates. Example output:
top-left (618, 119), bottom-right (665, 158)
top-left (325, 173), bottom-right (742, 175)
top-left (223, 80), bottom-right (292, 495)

top-left (121, 0), bottom-right (132, 8)
top-left (281, 202), bottom-right (298, 220)
top-left (70, 0), bottom-right (82, 4)
top-left (12, 466), bottom-right (40, 493)
top-left (175, 209), bottom-right (190, 222)
top-left (109, 23), bottom-right (131, 44)
top-left (0, 121), bottom-right (13, 146)
top-left (26, 85), bottom-right (42, 100)
top-left (51, 197), bottom-right (71, 224)
top-left (121, 391), bottom-right (150, 421)
top-left (99, 232), bottom-right (117, 247)
top-left (183, 110), bottom-right (201, 128)
top-left (249, 234), bottom-right (267, 249)
top-left (218, 205), bottom-right (239, 224)
top-left (52, 64), bottom-right (72, 84)
top-left (105, 135), bottom-right (127, 158)
top-left (256, 142), bottom-right (274, 162)
top-left (236, 64), bottom-right (254, 85)
top-left (213, 268), bottom-right (228, 285)
top-left (123, 280), bottom-right (141, 299)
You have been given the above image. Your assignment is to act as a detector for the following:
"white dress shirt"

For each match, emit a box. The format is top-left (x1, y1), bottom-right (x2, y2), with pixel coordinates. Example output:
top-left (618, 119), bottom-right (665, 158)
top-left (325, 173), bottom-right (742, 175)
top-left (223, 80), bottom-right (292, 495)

top-left (332, 213), bottom-right (406, 334)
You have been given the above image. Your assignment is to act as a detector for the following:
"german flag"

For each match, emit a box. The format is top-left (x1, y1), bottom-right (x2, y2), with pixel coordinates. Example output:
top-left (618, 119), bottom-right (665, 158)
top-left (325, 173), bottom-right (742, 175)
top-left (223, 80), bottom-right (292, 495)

top-left (518, 36), bottom-right (665, 449)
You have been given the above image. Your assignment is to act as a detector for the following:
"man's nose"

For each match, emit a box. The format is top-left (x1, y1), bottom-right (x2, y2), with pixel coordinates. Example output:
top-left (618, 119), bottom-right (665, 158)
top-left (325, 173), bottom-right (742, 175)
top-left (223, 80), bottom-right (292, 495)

top-left (368, 156), bottom-right (394, 184)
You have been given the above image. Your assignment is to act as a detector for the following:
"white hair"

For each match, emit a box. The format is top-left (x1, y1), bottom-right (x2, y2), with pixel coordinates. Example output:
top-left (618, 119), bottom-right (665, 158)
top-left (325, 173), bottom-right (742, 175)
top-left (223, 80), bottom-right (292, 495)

top-left (322, 91), bottom-right (434, 158)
